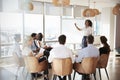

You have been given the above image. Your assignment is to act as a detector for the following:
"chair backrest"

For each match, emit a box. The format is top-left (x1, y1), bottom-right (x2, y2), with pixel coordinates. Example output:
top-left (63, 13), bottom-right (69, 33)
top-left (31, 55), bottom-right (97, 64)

top-left (52, 58), bottom-right (73, 76)
top-left (73, 57), bottom-right (98, 74)
top-left (24, 56), bottom-right (48, 73)
top-left (97, 53), bottom-right (109, 68)
top-left (13, 53), bottom-right (24, 67)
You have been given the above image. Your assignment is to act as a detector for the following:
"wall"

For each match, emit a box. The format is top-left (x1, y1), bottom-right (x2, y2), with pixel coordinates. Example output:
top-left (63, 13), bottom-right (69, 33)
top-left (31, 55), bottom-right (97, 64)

top-left (0, 0), bottom-right (2, 11)
top-left (110, 8), bottom-right (115, 50)
top-left (115, 15), bottom-right (120, 49)
top-left (100, 7), bottom-right (115, 50)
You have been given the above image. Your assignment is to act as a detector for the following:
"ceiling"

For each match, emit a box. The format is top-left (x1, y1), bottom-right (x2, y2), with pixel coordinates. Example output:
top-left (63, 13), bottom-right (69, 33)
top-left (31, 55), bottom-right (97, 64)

top-left (33, 0), bottom-right (120, 8)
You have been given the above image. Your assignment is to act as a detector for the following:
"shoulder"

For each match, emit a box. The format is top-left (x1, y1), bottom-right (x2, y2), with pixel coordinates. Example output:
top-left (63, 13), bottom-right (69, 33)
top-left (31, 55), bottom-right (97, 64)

top-left (79, 47), bottom-right (87, 53)
top-left (99, 46), bottom-right (106, 50)
top-left (99, 46), bottom-right (103, 49)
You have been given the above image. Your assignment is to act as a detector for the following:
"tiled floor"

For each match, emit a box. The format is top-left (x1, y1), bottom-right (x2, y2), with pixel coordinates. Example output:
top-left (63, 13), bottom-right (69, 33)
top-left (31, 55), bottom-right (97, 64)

top-left (0, 51), bottom-right (120, 80)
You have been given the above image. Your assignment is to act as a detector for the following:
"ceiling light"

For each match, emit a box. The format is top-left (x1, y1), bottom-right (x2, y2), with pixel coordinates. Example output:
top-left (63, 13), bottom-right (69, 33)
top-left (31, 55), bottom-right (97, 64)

top-left (83, 0), bottom-right (96, 17)
top-left (93, 9), bottom-right (100, 15)
top-left (112, 3), bottom-right (120, 15)
top-left (83, 8), bottom-right (95, 17)
top-left (52, 0), bottom-right (70, 6)
top-left (24, 2), bottom-right (34, 11)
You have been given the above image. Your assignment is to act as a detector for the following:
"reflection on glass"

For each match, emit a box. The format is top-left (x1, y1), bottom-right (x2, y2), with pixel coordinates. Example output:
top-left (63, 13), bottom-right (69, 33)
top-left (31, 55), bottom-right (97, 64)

top-left (62, 19), bottom-right (84, 43)
top-left (45, 15), bottom-right (60, 41)
top-left (1, 13), bottom-right (23, 57)
top-left (24, 14), bottom-right (43, 35)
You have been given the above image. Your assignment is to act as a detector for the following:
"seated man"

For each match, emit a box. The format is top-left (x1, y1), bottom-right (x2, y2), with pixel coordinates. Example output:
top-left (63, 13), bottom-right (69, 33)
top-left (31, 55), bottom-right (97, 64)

top-left (48, 34), bottom-right (74, 80)
top-left (75, 35), bottom-right (99, 80)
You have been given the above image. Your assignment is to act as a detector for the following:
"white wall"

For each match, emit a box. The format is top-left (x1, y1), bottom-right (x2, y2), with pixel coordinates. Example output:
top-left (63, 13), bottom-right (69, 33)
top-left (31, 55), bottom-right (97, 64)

top-left (0, 0), bottom-right (2, 11)
top-left (115, 15), bottom-right (120, 49)
top-left (100, 7), bottom-right (115, 50)
top-left (110, 8), bottom-right (115, 50)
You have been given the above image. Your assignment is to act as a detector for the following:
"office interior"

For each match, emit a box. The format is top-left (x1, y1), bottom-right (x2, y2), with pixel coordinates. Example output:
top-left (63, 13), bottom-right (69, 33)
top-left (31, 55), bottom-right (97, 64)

top-left (0, 0), bottom-right (120, 80)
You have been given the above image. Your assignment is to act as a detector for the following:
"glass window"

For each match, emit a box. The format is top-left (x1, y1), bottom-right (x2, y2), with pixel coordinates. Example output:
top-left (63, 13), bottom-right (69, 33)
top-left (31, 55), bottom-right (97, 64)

top-left (0, 12), bottom-right (23, 57)
top-left (62, 19), bottom-right (84, 43)
top-left (24, 13), bottom-right (43, 35)
top-left (45, 3), bottom-right (62, 16)
top-left (45, 15), bottom-right (60, 42)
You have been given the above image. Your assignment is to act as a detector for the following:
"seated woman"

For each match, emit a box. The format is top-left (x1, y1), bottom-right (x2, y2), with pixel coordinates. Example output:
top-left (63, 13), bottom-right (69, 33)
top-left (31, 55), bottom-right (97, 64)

top-left (22, 36), bottom-right (49, 80)
top-left (37, 33), bottom-right (52, 58)
top-left (99, 36), bottom-right (111, 55)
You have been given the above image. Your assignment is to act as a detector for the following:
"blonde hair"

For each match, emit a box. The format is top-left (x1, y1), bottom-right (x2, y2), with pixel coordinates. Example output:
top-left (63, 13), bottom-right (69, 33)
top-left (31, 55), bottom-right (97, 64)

top-left (23, 35), bottom-right (33, 48)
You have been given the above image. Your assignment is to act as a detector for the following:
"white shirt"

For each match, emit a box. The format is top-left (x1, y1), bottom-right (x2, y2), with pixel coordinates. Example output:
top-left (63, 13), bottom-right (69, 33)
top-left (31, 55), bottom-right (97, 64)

top-left (75, 44), bottom-right (99, 63)
top-left (48, 44), bottom-right (74, 63)
top-left (83, 26), bottom-right (93, 36)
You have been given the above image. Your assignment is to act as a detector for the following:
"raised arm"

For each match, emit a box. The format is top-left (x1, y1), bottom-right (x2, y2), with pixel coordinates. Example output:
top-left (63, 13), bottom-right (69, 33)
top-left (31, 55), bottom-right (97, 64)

top-left (74, 23), bottom-right (82, 31)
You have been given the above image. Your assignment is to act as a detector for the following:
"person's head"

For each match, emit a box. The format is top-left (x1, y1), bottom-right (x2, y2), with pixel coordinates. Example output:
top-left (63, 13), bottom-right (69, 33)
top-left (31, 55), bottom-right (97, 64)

top-left (85, 19), bottom-right (92, 27)
top-left (87, 35), bottom-right (94, 44)
top-left (37, 33), bottom-right (43, 41)
top-left (31, 33), bottom-right (37, 39)
top-left (58, 34), bottom-right (66, 45)
top-left (23, 36), bottom-right (33, 48)
top-left (14, 34), bottom-right (21, 42)
top-left (100, 36), bottom-right (107, 44)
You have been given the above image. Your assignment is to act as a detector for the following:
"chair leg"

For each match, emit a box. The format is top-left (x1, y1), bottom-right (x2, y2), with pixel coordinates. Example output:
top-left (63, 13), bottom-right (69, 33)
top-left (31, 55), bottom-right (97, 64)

top-left (105, 68), bottom-right (109, 80)
top-left (31, 74), bottom-right (34, 80)
top-left (25, 71), bottom-right (28, 80)
top-left (98, 68), bottom-right (102, 80)
top-left (47, 74), bottom-right (49, 80)
top-left (93, 73), bottom-right (96, 80)
top-left (22, 67), bottom-right (25, 74)
top-left (68, 75), bottom-right (71, 80)
top-left (15, 67), bottom-right (19, 80)
top-left (73, 71), bottom-right (76, 80)
top-left (53, 75), bottom-right (57, 80)
top-left (35, 73), bottom-right (37, 80)
top-left (63, 76), bottom-right (66, 80)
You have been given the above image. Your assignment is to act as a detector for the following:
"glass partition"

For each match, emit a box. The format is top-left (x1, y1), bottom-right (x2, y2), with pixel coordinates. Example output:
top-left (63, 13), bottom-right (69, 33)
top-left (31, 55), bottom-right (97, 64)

top-left (45, 15), bottom-right (60, 42)
top-left (24, 13), bottom-right (43, 35)
top-left (0, 0), bottom-right (100, 57)
top-left (0, 12), bottom-right (23, 57)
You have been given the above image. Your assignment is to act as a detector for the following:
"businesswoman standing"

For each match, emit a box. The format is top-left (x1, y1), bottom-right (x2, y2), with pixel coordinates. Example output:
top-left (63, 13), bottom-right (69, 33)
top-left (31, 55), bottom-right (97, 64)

top-left (74, 19), bottom-right (93, 48)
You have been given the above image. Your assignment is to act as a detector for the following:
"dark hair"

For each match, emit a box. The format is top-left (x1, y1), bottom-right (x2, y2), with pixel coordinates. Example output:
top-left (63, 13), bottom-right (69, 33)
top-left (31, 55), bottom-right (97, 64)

top-left (85, 19), bottom-right (93, 27)
top-left (31, 33), bottom-right (37, 37)
top-left (87, 35), bottom-right (94, 44)
top-left (38, 33), bottom-right (43, 41)
top-left (58, 35), bottom-right (66, 44)
top-left (100, 36), bottom-right (107, 44)
top-left (99, 36), bottom-right (110, 53)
